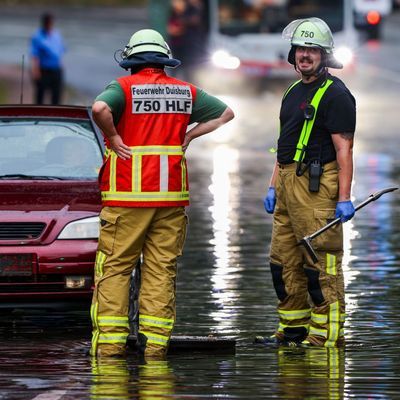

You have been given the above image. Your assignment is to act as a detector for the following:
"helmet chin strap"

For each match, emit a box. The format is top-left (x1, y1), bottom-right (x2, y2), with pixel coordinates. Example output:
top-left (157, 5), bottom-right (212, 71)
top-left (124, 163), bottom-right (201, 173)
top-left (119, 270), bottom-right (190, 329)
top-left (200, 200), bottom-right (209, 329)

top-left (312, 63), bottom-right (327, 78)
top-left (315, 53), bottom-right (329, 76)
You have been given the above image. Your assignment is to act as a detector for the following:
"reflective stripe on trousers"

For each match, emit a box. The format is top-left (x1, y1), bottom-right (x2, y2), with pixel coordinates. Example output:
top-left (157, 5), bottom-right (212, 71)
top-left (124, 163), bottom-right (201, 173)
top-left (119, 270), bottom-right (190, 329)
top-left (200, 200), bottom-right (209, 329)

top-left (90, 206), bottom-right (187, 357)
top-left (269, 161), bottom-right (345, 346)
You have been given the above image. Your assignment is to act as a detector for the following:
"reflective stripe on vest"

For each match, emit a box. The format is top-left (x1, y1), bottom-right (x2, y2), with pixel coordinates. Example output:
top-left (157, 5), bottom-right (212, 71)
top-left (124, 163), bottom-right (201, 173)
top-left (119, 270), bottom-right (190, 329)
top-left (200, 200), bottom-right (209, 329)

top-left (292, 78), bottom-right (334, 162)
top-left (99, 70), bottom-right (196, 207)
top-left (101, 145), bottom-right (189, 203)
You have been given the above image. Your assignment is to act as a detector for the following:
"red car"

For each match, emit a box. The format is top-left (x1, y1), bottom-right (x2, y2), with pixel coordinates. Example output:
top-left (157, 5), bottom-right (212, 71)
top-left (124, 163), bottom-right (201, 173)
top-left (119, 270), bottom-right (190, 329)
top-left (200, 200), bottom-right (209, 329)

top-left (0, 105), bottom-right (104, 310)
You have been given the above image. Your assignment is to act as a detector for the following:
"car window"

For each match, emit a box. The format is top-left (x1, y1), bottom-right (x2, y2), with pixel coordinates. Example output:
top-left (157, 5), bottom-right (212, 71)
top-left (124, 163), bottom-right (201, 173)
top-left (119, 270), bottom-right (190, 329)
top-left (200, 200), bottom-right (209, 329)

top-left (0, 118), bottom-right (103, 179)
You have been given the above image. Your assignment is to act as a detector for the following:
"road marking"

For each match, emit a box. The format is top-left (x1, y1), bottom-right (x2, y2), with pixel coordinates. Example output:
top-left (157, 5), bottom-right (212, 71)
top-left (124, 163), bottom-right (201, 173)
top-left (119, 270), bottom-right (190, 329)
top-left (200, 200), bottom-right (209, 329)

top-left (31, 390), bottom-right (67, 400)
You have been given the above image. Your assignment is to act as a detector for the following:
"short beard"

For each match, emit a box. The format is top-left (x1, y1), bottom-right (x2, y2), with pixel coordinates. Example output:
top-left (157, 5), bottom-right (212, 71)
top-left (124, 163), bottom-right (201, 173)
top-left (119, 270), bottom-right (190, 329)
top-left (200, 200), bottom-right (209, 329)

top-left (297, 62), bottom-right (324, 81)
top-left (300, 68), bottom-right (314, 77)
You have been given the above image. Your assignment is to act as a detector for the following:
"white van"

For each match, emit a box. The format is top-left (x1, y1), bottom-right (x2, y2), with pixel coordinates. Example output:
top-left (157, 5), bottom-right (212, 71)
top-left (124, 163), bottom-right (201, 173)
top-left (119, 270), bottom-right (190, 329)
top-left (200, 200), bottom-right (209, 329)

top-left (207, 0), bottom-right (358, 79)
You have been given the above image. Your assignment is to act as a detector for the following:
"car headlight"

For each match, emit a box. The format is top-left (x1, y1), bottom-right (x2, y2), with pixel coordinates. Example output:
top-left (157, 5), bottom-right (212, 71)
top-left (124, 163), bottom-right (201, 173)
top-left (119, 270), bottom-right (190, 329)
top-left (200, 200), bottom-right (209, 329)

top-left (58, 216), bottom-right (100, 239)
top-left (211, 50), bottom-right (241, 70)
top-left (334, 46), bottom-right (354, 67)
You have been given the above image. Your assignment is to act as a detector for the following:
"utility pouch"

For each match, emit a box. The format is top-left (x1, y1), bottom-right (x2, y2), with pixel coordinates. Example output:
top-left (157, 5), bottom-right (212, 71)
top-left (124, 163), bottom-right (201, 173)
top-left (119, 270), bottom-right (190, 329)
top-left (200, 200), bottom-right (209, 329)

top-left (309, 160), bottom-right (323, 192)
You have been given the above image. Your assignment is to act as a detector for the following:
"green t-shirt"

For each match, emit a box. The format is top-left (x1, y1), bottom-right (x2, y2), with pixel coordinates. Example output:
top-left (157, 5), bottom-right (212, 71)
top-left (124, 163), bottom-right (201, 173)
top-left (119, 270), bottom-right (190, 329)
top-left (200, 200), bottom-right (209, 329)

top-left (95, 80), bottom-right (228, 126)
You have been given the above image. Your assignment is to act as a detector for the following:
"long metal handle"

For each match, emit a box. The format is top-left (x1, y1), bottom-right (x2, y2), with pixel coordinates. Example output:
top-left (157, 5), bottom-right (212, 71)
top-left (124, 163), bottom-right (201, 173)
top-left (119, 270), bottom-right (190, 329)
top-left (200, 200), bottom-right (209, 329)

top-left (308, 186), bottom-right (398, 241)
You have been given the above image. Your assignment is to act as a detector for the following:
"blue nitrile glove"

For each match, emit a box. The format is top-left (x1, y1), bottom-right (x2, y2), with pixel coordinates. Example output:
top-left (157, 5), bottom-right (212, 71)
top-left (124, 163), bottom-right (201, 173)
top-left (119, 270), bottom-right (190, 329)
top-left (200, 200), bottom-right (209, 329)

top-left (264, 187), bottom-right (276, 214)
top-left (335, 200), bottom-right (355, 222)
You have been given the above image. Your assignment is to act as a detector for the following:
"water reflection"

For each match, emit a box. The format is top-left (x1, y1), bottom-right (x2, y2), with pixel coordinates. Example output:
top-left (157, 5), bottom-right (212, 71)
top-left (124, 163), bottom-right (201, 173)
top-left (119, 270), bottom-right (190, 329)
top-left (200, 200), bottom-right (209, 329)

top-left (345, 153), bottom-right (399, 348)
top-left (91, 357), bottom-right (133, 399)
top-left (208, 145), bottom-right (240, 334)
top-left (90, 357), bottom-right (176, 400)
top-left (343, 206), bottom-right (361, 338)
top-left (138, 360), bottom-right (175, 399)
top-left (275, 348), bottom-right (345, 399)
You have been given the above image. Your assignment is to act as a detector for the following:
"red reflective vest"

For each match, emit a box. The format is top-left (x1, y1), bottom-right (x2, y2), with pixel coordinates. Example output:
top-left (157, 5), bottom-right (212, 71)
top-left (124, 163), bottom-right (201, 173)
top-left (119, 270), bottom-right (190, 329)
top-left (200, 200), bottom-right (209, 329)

top-left (99, 68), bottom-right (197, 207)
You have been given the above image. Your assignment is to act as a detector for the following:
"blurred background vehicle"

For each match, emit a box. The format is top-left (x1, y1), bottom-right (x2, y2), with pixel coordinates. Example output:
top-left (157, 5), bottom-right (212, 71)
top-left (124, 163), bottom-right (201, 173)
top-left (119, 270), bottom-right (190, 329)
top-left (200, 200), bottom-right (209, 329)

top-left (205, 0), bottom-right (358, 79)
top-left (353, 0), bottom-right (393, 40)
top-left (0, 105), bottom-right (103, 310)
top-left (148, 0), bottom-right (359, 85)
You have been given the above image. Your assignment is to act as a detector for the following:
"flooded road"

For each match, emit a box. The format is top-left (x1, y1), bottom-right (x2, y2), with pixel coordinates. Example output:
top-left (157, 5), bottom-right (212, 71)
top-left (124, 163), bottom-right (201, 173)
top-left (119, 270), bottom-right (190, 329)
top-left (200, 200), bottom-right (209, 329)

top-left (1, 6), bottom-right (400, 399)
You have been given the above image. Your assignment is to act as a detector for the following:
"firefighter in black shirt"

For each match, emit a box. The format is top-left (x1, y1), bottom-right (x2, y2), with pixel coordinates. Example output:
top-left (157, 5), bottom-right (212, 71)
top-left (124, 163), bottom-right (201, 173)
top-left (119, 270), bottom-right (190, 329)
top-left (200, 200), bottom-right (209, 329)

top-left (260, 18), bottom-right (356, 347)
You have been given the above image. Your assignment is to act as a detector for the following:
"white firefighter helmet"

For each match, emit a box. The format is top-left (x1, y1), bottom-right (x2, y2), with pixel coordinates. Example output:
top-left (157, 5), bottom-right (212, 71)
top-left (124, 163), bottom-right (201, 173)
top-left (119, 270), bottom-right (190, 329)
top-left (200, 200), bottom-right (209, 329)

top-left (123, 29), bottom-right (172, 59)
top-left (283, 17), bottom-right (342, 69)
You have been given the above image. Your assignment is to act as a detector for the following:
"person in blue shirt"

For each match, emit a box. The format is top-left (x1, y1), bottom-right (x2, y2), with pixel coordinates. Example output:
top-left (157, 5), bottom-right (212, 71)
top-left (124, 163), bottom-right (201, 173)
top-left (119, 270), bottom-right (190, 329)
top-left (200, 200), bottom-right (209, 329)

top-left (30, 13), bottom-right (66, 105)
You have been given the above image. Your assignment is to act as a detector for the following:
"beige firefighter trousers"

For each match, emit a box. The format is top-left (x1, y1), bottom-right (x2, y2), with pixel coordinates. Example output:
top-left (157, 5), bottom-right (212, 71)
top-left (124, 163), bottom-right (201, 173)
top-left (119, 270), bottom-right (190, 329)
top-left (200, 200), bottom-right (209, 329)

top-left (269, 161), bottom-right (345, 347)
top-left (90, 206), bottom-right (187, 358)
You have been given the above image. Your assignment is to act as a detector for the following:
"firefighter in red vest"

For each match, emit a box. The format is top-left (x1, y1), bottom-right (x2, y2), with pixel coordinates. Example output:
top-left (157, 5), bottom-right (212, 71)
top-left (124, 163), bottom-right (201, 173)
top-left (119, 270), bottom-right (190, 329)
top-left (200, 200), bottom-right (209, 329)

top-left (90, 29), bottom-right (234, 359)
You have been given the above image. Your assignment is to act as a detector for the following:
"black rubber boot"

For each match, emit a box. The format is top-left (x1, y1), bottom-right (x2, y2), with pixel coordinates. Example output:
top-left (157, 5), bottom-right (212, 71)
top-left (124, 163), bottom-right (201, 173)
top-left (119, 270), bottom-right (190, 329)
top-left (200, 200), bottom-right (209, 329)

top-left (254, 334), bottom-right (285, 347)
top-left (137, 332), bottom-right (147, 354)
top-left (255, 327), bottom-right (308, 347)
top-left (282, 327), bottom-right (308, 345)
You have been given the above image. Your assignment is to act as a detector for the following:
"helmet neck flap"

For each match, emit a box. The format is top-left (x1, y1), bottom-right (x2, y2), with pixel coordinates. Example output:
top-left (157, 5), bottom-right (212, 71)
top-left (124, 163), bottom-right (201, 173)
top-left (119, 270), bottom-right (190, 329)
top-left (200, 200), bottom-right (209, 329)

top-left (118, 29), bottom-right (181, 70)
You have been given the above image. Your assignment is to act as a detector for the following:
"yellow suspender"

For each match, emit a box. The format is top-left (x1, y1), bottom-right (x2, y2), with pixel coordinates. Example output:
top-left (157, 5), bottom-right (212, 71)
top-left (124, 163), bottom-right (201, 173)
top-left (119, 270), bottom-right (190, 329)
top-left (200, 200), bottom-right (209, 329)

top-left (293, 79), bottom-right (334, 162)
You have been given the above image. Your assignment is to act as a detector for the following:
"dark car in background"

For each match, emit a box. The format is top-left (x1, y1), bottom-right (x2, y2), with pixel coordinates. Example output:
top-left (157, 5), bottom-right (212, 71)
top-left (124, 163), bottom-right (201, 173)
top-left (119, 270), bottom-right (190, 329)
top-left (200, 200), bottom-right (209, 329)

top-left (0, 105), bottom-right (103, 310)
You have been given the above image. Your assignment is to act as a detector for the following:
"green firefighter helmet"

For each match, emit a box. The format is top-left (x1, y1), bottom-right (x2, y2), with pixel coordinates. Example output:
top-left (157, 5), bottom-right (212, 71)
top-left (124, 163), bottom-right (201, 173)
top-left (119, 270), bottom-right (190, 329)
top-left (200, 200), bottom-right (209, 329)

top-left (282, 17), bottom-right (342, 69)
top-left (123, 29), bottom-right (172, 59)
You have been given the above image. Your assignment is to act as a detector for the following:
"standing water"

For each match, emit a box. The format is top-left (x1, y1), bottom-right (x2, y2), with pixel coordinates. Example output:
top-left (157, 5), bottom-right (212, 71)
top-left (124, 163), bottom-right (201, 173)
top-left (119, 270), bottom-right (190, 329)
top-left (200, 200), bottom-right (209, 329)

top-left (0, 91), bottom-right (399, 398)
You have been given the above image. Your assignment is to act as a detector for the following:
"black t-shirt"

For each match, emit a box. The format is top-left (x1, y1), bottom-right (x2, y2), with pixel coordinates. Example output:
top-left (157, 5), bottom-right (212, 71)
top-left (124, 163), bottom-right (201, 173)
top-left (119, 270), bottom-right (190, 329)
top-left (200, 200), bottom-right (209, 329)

top-left (277, 73), bottom-right (356, 165)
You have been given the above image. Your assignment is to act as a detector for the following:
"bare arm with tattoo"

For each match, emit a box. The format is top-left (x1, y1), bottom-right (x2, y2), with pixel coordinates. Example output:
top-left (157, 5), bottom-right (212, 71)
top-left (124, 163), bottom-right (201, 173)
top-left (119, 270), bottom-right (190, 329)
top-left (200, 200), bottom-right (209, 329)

top-left (331, 132), bottom-right (354, 201)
